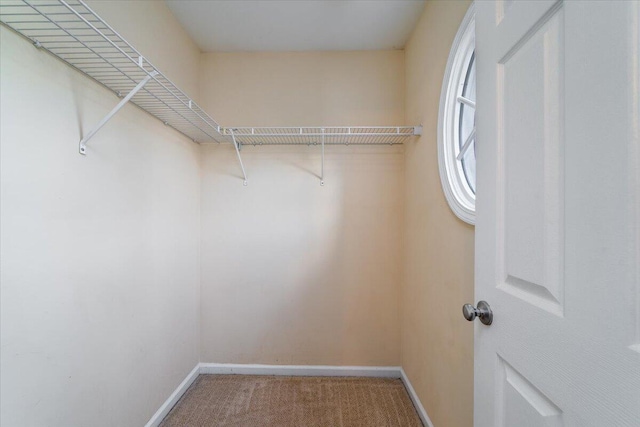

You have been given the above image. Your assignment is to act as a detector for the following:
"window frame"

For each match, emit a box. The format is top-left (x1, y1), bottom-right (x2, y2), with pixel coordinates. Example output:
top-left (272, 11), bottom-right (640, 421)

top-left (437, 3), bottom-right (476, 225)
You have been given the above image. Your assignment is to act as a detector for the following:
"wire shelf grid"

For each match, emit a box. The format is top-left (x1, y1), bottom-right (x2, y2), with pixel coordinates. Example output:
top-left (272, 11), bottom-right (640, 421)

top-left (0, 0), bottom-right (227, 144)
top-left (223, 127), bottom-right (420, 146)
top-left (0, 0), bottom-right (422, 151)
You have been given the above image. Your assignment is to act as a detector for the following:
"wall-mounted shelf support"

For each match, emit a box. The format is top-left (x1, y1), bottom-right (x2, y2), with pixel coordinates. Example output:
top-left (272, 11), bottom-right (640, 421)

top-left (79, 71), bottom-right (157, 155)
top-left (229, 129), bottom-right (248, 186)
top-left (215, 126), bottom-right (423, 185)
top-left (0, 1), bottom-right (424, 184)
top-left (0, 0), bottom-right (228, 152)
top-left (320, 129), bottom-right (325, 186)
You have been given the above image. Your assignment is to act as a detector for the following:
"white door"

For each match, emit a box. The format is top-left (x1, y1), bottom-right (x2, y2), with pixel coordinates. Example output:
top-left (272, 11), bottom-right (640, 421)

top-left (473, 0), bottom-right (640, 426)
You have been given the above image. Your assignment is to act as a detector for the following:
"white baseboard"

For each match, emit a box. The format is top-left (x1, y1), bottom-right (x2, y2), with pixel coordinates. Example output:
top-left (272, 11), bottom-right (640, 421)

top-left (199, 363), bottom-right (401, 378)
top-left (400, 367), bottom-right (435, 427)
top-left (144, 364), bottom-right (200, 427)
top-left (145, 363), bottom-right (433, 427)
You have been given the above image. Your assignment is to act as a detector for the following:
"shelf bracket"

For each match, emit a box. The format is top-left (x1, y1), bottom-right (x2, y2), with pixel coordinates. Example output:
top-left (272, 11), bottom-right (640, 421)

top-left (79, 71), bottom-right (158, 155)
top-left (229, 129), bottom-right (248, 186)
top-left (320, 129), bottom-right (325, 186)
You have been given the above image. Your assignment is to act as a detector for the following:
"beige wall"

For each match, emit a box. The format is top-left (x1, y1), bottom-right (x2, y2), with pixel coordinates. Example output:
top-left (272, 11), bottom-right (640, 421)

top-left (1, 0), bottom-right (477, 424)
top-left (199, 52), bottom-right (405, 365)
top-left (200, 51), bottom-right (404, 126)
top-left (402, 1), bottom-right (475, 427)
top-left (0, 2), bottom-right (202, 426)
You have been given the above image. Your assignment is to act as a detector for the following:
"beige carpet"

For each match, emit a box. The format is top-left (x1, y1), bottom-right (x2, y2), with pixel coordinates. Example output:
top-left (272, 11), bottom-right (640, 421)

top-left (159, 375), bottom-right (423, 427)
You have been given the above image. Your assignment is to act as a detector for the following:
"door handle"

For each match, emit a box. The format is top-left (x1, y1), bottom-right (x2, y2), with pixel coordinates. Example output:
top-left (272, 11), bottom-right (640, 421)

top-left (462, 301), bottom-right (493, 325)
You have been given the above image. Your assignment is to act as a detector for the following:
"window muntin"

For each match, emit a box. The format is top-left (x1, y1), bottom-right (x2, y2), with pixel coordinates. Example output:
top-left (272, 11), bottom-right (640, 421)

top-left (458, 52), bottom-right (476, 194)
top-left (437, 4), bottom-right (476, 225)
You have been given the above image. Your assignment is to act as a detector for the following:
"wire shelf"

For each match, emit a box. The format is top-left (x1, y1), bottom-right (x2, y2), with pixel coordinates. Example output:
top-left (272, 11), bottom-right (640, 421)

top-left (0, 0), bottom-right (227, 144)
top-left (222, 127), bottom-right (421, 146)
top-left (1, 0), bottom-right (421, 183)
top-left (0, 1), bottom-right (421, 149)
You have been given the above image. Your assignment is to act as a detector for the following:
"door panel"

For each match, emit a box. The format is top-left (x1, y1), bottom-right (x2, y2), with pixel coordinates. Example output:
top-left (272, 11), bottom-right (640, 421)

top-left (499, 5), bottom-right (564, 316)
top-left (475, 1), bottom-right (640, 426)
top-left (497, 357), bottom-right (563, 427)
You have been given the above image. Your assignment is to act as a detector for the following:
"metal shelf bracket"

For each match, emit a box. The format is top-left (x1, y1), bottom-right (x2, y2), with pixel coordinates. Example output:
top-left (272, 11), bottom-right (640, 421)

top-left (79, 71), bottom-right (158, 155)
top-left (0, 1), bottom-right (422, 171)
top-left (229, 129), bottom-right (248, 186)
top-left (320, 128), bottom-right (325, 186)
top-left (1, 0), bottom-right (227, 149)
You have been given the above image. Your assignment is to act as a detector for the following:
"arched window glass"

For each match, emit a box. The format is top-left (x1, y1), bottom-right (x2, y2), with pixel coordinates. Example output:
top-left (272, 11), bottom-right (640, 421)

top-left (438, 4), bottom-right (476, 224)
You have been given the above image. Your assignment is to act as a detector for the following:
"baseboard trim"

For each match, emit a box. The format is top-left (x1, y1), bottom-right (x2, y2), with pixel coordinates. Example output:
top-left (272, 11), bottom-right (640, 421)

top-left (145, 364), bottom-right (432, 427)
top-left (144, 364), bottom-right (200, 427)
top-left (400, 368), bottom-right (435, 427)
top-left (199, 363), bottom-right (401, 378)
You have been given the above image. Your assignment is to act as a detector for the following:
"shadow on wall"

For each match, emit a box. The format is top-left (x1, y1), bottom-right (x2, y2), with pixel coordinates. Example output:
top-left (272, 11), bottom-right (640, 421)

top-left (199, 144), bottom-right (403, 366)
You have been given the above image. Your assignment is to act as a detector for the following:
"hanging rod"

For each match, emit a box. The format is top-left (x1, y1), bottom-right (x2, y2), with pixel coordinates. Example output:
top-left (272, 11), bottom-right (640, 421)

top-left (0, 0), bottom-right (228, 152)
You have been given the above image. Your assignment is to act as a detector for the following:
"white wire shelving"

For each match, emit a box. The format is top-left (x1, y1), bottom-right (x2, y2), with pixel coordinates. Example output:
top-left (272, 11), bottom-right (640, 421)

top-left (0, 0), bottom-right (422, 185)
top-left (223, 126), bottom-right (421, 186)
top-left (0, 0), bottom-right (228, 153)
top-left (221, 127), bottom-right (421, 146)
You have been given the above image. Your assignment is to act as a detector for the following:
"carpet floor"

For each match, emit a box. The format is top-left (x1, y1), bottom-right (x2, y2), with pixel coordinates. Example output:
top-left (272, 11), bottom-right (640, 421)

top-left (159, 375), bottom-right (423, 426)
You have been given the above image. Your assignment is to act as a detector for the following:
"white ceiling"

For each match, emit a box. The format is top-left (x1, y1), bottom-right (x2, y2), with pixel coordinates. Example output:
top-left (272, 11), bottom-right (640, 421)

top-left (164, 0), bottom-right (426, 52)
